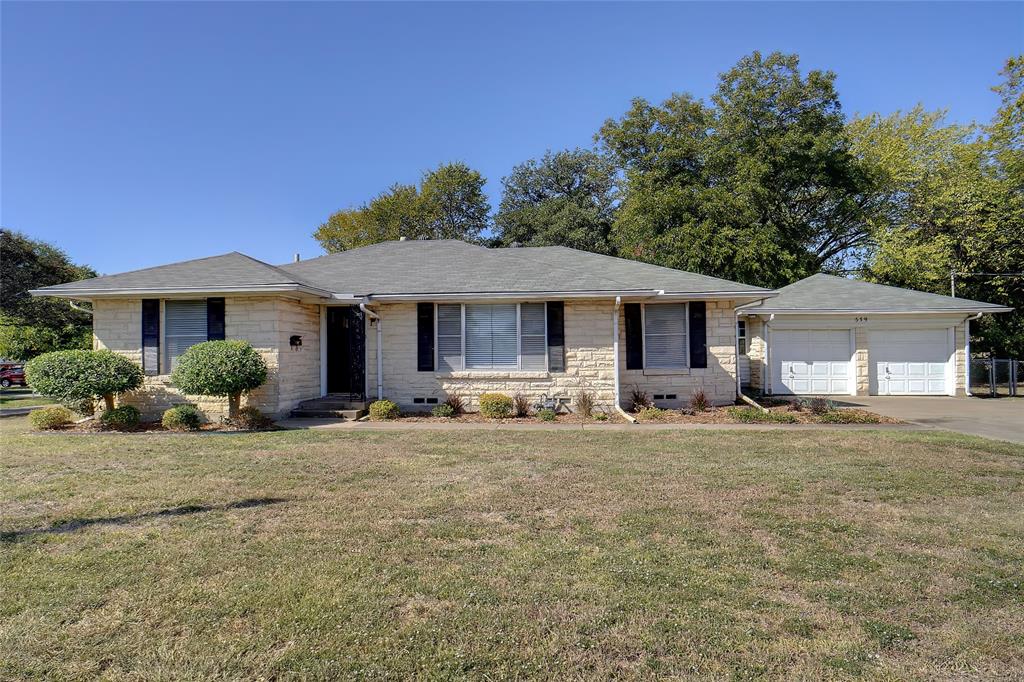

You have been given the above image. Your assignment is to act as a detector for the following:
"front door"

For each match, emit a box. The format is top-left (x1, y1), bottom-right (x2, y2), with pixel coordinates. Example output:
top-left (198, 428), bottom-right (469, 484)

top-left (326, 306), bottom-right (365, 397)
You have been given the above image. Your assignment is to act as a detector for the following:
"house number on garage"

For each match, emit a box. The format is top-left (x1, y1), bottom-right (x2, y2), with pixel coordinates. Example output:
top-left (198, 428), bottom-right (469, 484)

top-left (855, 317), bottom-right (869, 322)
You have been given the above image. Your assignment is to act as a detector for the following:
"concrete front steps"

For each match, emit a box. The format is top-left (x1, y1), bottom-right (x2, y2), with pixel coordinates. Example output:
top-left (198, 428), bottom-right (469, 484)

top-left (290, 395), bottom-right (368, 420)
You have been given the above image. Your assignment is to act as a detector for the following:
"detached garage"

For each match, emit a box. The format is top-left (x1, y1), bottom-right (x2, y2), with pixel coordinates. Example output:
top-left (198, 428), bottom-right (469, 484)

top-left (739, 274), bottom-right (1012, 398)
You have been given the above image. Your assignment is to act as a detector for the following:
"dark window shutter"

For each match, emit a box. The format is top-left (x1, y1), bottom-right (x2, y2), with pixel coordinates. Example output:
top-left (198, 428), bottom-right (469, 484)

top-left (141, 299), bottom-right (160, 376)
top-left (417, 303), bottom-right (434, 371)
top-left (546, 301), bottom-right (565, 372)
top-left (206, 298), bottom-right (225, 341)
top-left (624, 303), bottom-right (643, 370)
top-left (689, 301), bottom-right (707, 368)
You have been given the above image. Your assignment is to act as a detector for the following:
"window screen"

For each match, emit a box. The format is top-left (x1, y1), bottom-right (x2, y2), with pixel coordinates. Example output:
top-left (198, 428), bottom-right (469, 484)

top-left (165, 300), bottom-right (207, 370)
top-left (644, 303), bottom-right (688, 369)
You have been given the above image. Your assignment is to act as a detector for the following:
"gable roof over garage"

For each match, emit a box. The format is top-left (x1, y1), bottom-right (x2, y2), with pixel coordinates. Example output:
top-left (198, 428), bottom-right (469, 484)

top-left (739, 273), bottom-right (1013, 314)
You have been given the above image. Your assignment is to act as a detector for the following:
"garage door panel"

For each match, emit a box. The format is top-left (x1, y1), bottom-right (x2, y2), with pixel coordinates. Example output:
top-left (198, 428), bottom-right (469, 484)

top-left (771, 329), bottom-right (852, 395)
top-left (869, 329), bottom-right (950, 396)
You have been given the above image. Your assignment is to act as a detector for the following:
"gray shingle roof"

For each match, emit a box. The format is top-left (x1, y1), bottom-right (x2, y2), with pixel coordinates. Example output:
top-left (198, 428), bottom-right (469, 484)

top-left (741, 273), bottom-right (1012, 313)
top-left (33, 252), bottom-right (327, 295)
top-left (278, 240), bottom-right (770, 296)
top-left (34, 240), bottom-right (772, 298)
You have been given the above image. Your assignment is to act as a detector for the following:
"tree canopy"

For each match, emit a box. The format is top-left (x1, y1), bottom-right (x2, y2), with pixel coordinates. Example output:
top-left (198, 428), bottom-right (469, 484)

top-left (0, 229), bottom-right (96, 360)
top-left (850, 59), bottom-right (1024, 356)
top-left (492, 149), bottom-right (617, 254)
top-left (313, 163), bottom-right (490, 252)
top-left (599, 51), bottom-right (873, 288)
top-left (309, 51), bottom-right (1022, 355)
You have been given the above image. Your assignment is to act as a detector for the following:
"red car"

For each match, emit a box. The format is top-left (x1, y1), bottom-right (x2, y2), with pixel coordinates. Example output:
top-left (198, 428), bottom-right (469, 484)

top-left (0, 365), bottom-right (26, 388)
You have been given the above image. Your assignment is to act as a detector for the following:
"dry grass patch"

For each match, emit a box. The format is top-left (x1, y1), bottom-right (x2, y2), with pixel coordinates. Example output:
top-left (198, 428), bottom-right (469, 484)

top-left (1, 419), bottom-right (1022, 679)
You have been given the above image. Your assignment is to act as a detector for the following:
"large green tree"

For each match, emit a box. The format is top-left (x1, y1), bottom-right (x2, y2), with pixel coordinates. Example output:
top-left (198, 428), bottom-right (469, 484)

top-left (492, 149), bottom-right (617, 254)
top-left (851, 58), bottom-right (1024, 357)
top-left (600, 51), bottom-right (873, 288)
top-left (0, 230), bottom-right (95, 360)
top-left (314, 163), bottom-right (490, 252)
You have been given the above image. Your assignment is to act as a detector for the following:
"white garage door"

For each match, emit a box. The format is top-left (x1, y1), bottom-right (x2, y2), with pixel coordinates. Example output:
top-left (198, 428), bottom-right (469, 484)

top-left (771, 329), bottom-right (852, 395)
top-left (869, 329), bottom-right (950, 395)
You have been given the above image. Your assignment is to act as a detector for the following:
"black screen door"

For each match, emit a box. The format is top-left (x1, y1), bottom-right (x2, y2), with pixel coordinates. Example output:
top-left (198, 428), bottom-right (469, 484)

top-left (326, 306), bottom-right (365, 397)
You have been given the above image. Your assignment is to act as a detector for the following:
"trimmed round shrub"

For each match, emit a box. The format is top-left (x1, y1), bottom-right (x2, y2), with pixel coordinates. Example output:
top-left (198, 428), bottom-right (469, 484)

top-left (537, 408), bottom-right (557, 422)
top-left (162, 404), bottom-right (202, 431)
top-left (369, 399), bottom-right (400, 421)
top-left (229, 405), bottom-right (272, 430)
top-left (25, 349), bottom-right (143, 412)
top-left (100, 405), bottom-right (140, 430)
top-left (431, 403), bottom-right (455, 418)
top-left (478, 393), bottom-right (513, 419)
top-left (170, 341), bottom-right (267, 418)
top-left (28, 405), bottom-right (73, 430)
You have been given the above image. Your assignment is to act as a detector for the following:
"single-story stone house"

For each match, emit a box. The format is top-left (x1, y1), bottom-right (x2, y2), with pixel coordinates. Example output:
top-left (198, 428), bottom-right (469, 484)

top-left (32, 240), bottom-right (1010, 418)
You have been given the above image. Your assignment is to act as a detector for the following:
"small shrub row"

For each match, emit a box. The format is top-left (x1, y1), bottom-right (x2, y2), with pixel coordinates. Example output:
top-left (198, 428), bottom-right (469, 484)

top-left (727, 406), bottom-right (798, 424)
top-left (818, 410), bottom-right (881, 424)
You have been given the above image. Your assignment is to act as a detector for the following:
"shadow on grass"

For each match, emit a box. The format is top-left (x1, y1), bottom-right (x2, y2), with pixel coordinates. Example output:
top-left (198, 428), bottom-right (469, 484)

top-left (1, 496), bottom-right (288, 543)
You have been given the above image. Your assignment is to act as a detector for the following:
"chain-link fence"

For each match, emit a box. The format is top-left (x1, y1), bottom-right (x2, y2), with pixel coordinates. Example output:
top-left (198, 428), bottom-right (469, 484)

top-left (970, 358), bottom-right (1021, 397)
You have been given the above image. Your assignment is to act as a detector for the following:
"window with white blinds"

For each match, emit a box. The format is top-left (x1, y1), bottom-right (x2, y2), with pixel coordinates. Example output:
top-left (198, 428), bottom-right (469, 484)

top-left (436, 304), bottom-right (463, 371)
top-left (643, 303), bottom-right (688, 369)
top-left (165, 300), bottom-right (207, 370)
top-left (466, 304), bottom-right (518, 369)
top-left (435, 302), bottom-right (549, 371)
top-left (519, 303), bottom-right (547, 370)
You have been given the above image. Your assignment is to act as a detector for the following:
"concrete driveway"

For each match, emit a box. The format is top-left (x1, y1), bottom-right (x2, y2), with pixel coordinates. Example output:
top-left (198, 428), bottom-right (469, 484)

top-left (838, 396), bottom-right (1024, 444)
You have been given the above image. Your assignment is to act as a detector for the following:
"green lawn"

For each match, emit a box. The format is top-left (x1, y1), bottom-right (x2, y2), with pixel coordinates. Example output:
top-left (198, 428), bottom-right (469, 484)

top-left (1, 420), bottom-right (1022, 680)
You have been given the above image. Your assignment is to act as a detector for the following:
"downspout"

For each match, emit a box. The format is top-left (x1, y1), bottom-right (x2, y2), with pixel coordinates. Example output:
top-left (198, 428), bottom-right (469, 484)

top-left (964, 312), bottom-right (982, 397)
top-left (734, 311), bottom-right (742, 399)
top-left (359, 303), bottom-right (383, 401)
top-left (612, 296), bottom-right (637, 423)
top-left (69, 300), bottom-right (92, 316)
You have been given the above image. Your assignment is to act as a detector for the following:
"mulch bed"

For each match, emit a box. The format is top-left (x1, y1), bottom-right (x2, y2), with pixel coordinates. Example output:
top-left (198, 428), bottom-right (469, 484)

top-left (382, 402), bottom-right (898, 426)
top-left (42, 420), bottom-right (280, 435)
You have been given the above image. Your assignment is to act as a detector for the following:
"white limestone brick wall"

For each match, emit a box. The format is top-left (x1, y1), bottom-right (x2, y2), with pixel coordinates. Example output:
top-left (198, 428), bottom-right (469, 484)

top-left (92, 296), bottom-right (321, 420)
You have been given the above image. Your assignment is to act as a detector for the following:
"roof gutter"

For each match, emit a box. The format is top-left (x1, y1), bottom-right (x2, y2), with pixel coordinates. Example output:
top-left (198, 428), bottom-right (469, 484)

top-left (29, 284), bottom-right (337, 299)
top-left (365, 289), bottom-right (774, 302)
top-left (737, 307), bottom-right (1014, 315)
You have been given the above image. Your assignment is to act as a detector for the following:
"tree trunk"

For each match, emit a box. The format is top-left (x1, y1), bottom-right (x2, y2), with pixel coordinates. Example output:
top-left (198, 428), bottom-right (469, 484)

top-left (103, 394), bottom-right (115, 412)
top-left (228, 393), bottom-right (240, 420)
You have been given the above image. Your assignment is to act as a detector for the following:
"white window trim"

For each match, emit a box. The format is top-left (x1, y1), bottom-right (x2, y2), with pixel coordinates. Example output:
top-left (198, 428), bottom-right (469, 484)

top-left (435, 302), bottom-right (549, 372)
top-left (641, 302), bottom-right (690, 370)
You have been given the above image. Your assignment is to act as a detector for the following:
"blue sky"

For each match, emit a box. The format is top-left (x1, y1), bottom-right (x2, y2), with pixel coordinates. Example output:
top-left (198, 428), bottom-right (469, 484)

top-left (2, 2), bottom-right (1021, 275)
